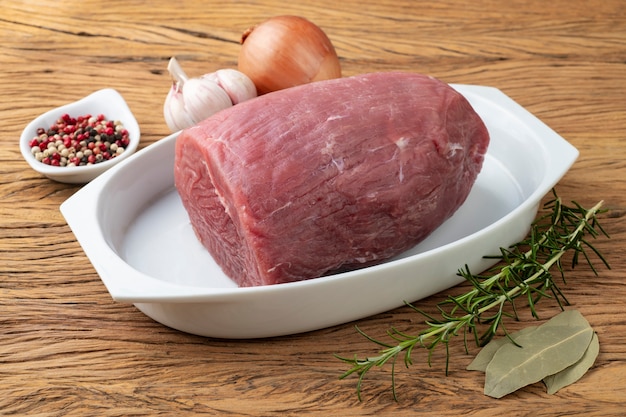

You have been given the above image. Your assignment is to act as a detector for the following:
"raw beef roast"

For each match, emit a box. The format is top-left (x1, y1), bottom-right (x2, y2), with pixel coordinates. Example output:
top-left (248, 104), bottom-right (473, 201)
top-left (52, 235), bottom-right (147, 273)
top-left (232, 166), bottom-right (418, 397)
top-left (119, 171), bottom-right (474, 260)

top-left (175, 72), bottom-right (490, 287)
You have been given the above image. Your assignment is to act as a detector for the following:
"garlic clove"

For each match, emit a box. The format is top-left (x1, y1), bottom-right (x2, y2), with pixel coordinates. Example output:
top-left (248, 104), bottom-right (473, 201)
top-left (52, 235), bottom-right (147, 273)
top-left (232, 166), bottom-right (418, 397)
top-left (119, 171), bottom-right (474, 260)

top-left (203, 69), bottom-right (257, 105)
top-left (182, 77), bottom-right (233, 124)
top-left (163, 84), bottom-right (196, 131)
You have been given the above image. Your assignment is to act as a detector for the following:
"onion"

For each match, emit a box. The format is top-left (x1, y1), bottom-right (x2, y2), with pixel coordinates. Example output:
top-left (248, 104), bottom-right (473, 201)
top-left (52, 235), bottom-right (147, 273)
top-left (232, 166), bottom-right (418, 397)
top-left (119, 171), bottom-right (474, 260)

top-left (238, 15), bottom-right (341, 95)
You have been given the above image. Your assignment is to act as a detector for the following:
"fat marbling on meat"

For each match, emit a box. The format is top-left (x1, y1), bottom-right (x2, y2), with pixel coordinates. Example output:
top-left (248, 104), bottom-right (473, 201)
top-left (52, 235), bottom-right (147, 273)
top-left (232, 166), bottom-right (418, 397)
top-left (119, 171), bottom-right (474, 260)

top-left (174, 72), bottom-right (490, 287)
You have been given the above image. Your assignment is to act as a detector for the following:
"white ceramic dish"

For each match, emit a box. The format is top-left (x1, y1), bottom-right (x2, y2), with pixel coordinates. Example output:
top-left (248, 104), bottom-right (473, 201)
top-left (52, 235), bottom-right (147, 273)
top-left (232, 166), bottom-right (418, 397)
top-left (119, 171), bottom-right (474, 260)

top-left (20, 89), bottom-right (140, 184)
top-left (60, 85), bottom-right (578, 339)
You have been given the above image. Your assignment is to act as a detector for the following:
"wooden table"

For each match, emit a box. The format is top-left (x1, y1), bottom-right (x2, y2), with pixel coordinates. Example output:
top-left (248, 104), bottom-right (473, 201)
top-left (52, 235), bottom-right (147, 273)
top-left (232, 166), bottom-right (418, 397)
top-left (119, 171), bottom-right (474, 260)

top-left (1, 0), bottom-right (624, 415)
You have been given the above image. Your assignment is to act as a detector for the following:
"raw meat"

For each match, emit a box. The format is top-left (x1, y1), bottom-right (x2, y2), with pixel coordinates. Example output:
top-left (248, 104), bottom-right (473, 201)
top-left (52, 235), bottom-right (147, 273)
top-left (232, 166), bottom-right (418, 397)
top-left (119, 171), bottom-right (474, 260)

top-left (174, 72), bottom-right (489, 287)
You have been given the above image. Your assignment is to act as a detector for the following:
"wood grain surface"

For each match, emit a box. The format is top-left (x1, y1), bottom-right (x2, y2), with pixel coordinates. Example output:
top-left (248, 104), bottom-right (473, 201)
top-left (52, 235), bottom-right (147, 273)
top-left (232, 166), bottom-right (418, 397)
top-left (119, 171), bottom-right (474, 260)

top-left (1, 0), bottom-right (625, 415)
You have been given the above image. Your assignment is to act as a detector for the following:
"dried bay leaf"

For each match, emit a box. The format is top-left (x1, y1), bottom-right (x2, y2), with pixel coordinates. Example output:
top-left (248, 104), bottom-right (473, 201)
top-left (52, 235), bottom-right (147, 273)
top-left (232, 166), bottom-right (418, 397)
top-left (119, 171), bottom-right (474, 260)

top-left (467, 326), bottom-right (538, 372)
top-left (484, 310), bottom-right (593, 398)
top-left (543, 332), bottom-right (600, 395)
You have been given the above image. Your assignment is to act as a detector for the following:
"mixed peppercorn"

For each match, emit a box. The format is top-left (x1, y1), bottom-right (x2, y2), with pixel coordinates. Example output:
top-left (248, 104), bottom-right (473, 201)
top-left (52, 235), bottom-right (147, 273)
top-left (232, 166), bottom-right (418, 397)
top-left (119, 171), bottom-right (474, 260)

top-left (29, 113), bottom-right (130, 167)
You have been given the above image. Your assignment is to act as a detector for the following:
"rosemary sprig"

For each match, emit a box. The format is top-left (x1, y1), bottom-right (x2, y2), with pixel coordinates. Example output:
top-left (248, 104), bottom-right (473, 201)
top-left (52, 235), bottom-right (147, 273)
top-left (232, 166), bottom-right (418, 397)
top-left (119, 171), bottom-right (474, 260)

top-left (336, 190), bottom-right (610, 401)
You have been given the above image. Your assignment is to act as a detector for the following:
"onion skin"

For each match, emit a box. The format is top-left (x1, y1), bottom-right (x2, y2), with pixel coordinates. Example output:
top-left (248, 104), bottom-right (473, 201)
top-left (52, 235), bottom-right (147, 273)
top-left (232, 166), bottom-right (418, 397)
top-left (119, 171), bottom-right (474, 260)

top-left (238, 15), bottom-right (341, 95)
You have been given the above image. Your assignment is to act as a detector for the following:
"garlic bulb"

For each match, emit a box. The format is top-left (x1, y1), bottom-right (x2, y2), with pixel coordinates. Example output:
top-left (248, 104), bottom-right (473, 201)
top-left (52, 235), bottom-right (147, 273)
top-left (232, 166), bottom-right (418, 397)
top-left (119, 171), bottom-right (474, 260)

top-left (163, 57), bottom-right (257, 132)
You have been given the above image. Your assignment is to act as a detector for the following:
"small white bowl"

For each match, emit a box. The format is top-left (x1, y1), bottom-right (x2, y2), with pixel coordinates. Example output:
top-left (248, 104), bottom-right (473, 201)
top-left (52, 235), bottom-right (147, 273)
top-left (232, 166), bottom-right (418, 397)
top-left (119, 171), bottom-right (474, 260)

top-left (20, 89), bottom-right (140, 184)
